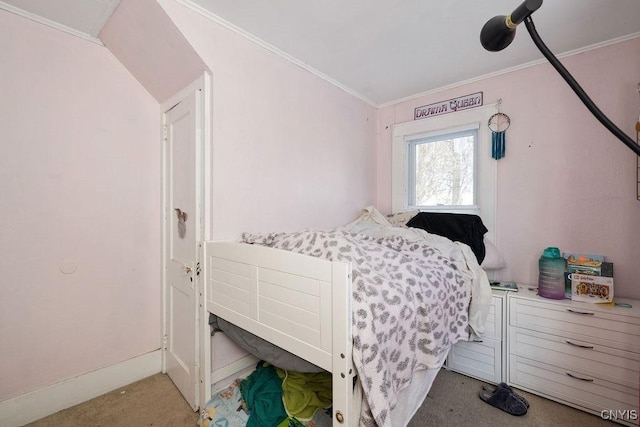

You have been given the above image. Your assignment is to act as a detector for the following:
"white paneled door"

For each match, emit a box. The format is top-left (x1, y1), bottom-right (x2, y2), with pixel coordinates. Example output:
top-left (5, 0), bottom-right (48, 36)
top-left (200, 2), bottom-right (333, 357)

top-left (162, 79), bottom-right (204, 412)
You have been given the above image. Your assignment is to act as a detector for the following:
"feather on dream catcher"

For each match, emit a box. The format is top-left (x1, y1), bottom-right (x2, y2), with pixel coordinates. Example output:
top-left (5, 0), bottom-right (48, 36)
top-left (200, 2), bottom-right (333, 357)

top-left (488, 102), bottom-right (511, 160)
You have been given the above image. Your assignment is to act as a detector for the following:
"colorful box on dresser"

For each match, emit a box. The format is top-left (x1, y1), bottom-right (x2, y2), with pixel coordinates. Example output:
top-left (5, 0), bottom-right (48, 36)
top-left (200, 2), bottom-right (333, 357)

top-left (563, 252), bottom-right (614, 299)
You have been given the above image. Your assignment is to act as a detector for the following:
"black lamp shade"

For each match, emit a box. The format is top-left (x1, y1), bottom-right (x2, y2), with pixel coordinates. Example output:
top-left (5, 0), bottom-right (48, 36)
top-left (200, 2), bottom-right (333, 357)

top-left (480, 15), bottom-right (516, 51)
top-left (480, 0), bottom-right (543, 52)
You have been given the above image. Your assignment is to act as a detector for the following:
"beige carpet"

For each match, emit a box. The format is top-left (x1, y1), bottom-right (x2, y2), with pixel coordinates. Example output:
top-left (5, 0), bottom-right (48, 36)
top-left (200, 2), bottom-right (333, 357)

top-left (24, 374), bottom-right (199, 427)
top-left (410, 368), bottom-right (614, 426)
top-left (26, 369), bottom-right (614, 427)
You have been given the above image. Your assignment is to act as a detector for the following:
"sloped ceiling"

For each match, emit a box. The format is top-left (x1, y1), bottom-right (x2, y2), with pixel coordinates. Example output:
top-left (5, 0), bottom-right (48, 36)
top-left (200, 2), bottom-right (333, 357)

top-left (99, 0), bottom-right (208, 103)
top-left (2, 0), bottom-right (640, 106)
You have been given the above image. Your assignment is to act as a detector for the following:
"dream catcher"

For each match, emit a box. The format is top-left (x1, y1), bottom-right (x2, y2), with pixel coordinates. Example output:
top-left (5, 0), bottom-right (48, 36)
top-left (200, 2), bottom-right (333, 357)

top-left (488, 103), bottom-right (511, 160)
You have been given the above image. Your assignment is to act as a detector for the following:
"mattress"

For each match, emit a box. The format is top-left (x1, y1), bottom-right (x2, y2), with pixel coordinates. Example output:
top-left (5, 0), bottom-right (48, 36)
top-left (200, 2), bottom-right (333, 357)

top-left (210, 314), bottom-right (324, 373)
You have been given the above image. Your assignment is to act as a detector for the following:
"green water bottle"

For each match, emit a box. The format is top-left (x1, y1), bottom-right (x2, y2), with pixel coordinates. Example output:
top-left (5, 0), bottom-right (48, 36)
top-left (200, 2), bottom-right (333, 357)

top-left (538, 247), bottom-right (566, 299)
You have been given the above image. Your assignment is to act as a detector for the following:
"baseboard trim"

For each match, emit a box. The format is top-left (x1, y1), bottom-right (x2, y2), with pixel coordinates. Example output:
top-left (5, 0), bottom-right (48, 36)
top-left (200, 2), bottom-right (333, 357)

top-left (210, 354), bottom-right (259, 395)
top-left (0, 350), bottom-right (162, 427)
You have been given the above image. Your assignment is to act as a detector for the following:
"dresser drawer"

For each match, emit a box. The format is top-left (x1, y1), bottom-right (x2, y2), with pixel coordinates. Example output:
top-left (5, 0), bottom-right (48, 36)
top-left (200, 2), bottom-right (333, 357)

top-left (509, 355), bottom-right (639, 425)
top-left (509, 297), bottom-right (640, 353)
top-left (448, 338), bottom-right (502, 383)
top-left (509, 327), bottom-right (640, 390)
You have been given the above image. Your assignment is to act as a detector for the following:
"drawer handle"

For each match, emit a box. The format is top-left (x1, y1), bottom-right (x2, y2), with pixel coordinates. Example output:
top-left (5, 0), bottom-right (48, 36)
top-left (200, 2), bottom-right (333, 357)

top-left (566, 340), bottom-right (594, 349)
top-left (566, 308), bottom-right (595, 315)
top-left (566, 372), bottom-right (594, 382)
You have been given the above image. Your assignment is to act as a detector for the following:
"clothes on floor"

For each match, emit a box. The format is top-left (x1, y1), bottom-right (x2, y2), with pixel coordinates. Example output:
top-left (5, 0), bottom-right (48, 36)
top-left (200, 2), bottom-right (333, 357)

top-left (276, 368), bottom-right (332, 421)
top-left (240, 362), bottom-right (288, 427)
top-left (237, 361), bottom-right (333, 427)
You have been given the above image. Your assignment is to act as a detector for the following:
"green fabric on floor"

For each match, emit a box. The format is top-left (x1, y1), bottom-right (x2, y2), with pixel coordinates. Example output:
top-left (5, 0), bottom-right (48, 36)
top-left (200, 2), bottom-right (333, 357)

top-left (240, 362), bottom-right (288, 427)
top-left (275, 416), bottom-right (306, 427)
top-left (276, 368), bottom-right (332, 421)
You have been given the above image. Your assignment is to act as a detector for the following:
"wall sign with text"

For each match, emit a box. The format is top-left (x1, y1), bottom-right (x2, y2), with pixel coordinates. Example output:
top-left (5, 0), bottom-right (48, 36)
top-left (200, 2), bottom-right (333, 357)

top-left (414, 92), bottom-right (483, 120)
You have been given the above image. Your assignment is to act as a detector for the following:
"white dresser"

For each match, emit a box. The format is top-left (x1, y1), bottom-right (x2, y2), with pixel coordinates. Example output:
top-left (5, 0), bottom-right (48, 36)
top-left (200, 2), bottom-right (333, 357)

top-left (447, 290), bottom-right (507, 384)
top-left (508, 288), bottom-right (640, 426)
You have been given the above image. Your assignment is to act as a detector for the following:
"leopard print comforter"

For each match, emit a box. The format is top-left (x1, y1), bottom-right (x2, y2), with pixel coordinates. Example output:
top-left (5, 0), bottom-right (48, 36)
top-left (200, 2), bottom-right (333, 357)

top-left (241, 230), bottom-right (473, 427)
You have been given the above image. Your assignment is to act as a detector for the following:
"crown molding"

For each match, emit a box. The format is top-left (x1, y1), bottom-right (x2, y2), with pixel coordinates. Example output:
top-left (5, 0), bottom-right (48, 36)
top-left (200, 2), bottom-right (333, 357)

top-left (0, 0), bottom-right (104, 45)
top-left (173, 0), bottom-right (377, 107)
top-left (379, 32), bottom-right (640, 109)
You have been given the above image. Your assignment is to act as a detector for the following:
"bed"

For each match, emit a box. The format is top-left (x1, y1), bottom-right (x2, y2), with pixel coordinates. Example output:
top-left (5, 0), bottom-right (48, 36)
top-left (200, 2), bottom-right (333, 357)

top-left (200, 207), bottom-right (492, 427)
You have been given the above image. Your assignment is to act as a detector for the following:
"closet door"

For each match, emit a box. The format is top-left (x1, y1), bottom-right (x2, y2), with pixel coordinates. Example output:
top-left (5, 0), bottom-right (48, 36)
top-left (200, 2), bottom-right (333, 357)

top-left (162, 84), bottom-right (203, 411)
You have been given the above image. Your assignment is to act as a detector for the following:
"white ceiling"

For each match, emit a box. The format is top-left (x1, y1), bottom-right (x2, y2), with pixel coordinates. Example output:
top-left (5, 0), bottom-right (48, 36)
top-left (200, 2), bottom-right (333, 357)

top-left (3, 0), bottom-right (640, 106)
top-left (0, 0), bottom-right (120, 38)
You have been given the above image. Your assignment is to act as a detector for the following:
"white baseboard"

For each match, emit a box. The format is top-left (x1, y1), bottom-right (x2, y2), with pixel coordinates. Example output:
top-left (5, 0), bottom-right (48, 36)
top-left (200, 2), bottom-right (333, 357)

top-left (210, 354), bottom-right (259, 395)
top-left (0, 350), bottom-right (162, 427)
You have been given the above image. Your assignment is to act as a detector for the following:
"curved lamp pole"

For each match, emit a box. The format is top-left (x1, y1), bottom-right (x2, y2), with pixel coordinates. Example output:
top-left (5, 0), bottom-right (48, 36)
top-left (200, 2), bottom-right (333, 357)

top-left (480, 0), bottom-right (640, 156)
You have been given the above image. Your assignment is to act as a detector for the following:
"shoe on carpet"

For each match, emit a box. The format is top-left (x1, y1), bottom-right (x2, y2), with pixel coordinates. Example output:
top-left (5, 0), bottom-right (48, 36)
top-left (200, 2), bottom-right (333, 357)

top-left (479, 384), bottom-right (528, 416)
top-left (482, 382), bottom-right (529, 408)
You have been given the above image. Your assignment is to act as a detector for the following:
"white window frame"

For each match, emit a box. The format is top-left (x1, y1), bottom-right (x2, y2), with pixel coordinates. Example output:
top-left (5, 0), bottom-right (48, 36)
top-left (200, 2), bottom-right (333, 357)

top-left (391, 104), bottom-right (497, 240)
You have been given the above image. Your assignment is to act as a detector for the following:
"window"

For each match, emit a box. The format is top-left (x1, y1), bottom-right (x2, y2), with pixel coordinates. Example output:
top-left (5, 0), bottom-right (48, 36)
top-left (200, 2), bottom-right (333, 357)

top-left (392, 104), bottom-right (497, 237)
top-left (407, 127), bottom-right (478, 209)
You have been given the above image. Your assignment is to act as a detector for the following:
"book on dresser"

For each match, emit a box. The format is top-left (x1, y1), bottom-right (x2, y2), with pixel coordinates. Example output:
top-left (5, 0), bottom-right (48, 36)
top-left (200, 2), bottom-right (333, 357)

top-left (489, 281), bottom-right (518, 291)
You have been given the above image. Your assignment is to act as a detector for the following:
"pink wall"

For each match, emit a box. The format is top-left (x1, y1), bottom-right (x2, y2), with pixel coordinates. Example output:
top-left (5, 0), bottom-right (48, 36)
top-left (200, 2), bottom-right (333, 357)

top-left (0, 11), bottom-right (161, 400)
top-left (1, 0), bottom-right (377, 401)
top-left (158, 0), bottom-right (378, 240)
top-left (5, 0), bottom-right (636, 405)
top-left (155, 0), bottom-right (378, 367)
top-left (377, 37), bottom-right (640, 299)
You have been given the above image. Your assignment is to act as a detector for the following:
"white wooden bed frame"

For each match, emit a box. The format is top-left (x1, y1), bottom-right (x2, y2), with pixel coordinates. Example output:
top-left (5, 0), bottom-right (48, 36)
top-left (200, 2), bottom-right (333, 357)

top-left (200, 241), bottom-right (358, 426)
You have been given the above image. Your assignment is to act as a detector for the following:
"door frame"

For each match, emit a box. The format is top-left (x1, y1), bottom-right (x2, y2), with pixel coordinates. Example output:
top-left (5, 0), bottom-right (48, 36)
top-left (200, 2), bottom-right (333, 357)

top-left (160, 71), bottom-right (212, 410)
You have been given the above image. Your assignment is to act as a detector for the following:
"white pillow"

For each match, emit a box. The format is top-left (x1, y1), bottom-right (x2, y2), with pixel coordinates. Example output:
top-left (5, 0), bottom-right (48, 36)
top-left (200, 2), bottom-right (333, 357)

top-left (481, 238), bottom-right (507, 270)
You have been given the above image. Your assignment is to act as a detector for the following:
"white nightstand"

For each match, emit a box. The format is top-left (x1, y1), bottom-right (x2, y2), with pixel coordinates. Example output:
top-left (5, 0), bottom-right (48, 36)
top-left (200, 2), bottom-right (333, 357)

top-left (447, 289), bottom-right (507, 384)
